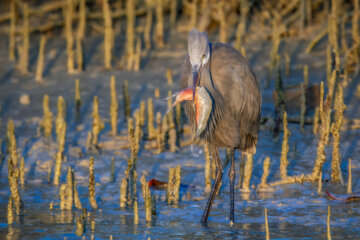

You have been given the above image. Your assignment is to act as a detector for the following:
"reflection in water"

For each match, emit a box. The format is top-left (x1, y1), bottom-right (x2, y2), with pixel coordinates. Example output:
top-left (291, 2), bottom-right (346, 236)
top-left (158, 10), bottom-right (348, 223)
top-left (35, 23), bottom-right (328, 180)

top-left (59, 210), bottom-right (74, 224)
top-left (7, 226), bottom-right (18, 240)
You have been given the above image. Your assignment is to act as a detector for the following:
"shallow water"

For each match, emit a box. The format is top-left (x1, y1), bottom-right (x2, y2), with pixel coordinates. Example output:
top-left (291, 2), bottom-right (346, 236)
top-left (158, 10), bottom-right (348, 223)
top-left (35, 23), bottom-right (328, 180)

top-left (0, 124), bottom-right (359, 239)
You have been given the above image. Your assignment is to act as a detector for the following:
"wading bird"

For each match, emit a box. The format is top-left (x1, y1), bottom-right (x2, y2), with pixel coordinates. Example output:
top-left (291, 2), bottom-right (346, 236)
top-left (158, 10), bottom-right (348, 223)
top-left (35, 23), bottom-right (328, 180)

top-left (172, 29), bottom-right (261, 225)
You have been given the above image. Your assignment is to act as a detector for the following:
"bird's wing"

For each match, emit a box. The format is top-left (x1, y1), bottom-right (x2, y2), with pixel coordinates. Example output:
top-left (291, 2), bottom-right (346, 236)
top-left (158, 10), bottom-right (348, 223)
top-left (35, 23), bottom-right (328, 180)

top-left (210, 43), bottom-right (262, 139)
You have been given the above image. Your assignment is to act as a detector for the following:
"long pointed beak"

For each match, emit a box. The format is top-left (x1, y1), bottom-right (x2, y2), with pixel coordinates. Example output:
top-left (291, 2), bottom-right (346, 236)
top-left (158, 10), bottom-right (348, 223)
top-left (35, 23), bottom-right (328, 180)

top-left (192, 65), bottom-right (202, 104)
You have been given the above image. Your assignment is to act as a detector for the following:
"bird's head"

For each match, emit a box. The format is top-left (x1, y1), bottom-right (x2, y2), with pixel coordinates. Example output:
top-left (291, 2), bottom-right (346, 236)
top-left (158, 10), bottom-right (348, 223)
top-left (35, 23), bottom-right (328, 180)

top-left (188, 29), bottom-right (210, 103)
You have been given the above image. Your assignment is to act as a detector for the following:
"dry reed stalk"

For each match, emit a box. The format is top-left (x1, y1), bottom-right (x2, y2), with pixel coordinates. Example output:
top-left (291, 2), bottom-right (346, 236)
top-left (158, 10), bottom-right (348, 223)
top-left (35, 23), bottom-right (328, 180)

top-left (35, 35), bottom-right (47, 82)
top-left (274, 55), bottom-right (285, 135)
top-left (352, 0), bottom-right (359, 44)
top-left (241, 154), bottom-right (253, 192)
top-left (110, 76), bottom-right (118, 136)
top-left (258, 156), bottom-right (271, 190)
top-left (166, 69), bottom-right (173, 85)
top-left (75, 79), bottom-right (81, 116)
top-left (347, 158), bottom-right (352, 194)
top-left (53, 151), bottom-right (62, 185)
top-left (156, 112), bottom-right (163, 154)
top-left (300, 0), bottom-right (306, 34)
top-left (7, 120), bottom-right (17, 167)
top-left (166, 167), bottom-right (174, 204)
top-left (134, 110), bottom-right (142, 154)
top-left (75, 209), bottom-right (87, 236)
top-left (170, 0), bottom-right (177, 27)
top-left (327, 205), bottom-right (332, 240)
top-left (41, 94), bottom-right (53, 137)
top-left (144, 0), bottom-right (153, 50)
top-left (19, 3), bottom-right (29, 74)
top-left (312, 82), bottom-right (331, 180)
top-left (126, 124), bottom-right (138, 205)
top-left (341, 16), bottom-right (348, 53)
top-left (326, 44), bottom-right (332, 86)
top-left (65, 167), bottom-right (74, 210)
top-left (189, 0), bottom-right (198, 30)
top-left (89, 157), bottom-right (98, 209)
top-left (77, 0), bottom-right (86, 40)
top-left (331, 86), bottom-right (346, 183)
top-left (218, 1), bottom-right (227, 43)
top-left (317, 171), bottom-right (322, 193)
top-left (329, 0), bottom-right (339, 53)
top-left (56, 96), bottom-right (65, 143)
top-left (103, 0), bottom-right (113, 70)
top-left (174, 165), bottom-right (181, 204)
top-left (154, 88), bottom-right (160, 98)
top-left (110, 157), bottom-right (115, 183)
top-left (133, 199), bottom-right (139, 224)
top-left (141, 175), bottom-right (152, 222)
top-left (76, 0), bottom-right (86, 71)
top-left (235, 0), bottom-right (249, 50)
top-left (19, 157), bottom-right (24, 186)
top-left (175, 103), bottom-right (182, 136)
top-left (120, 178), bottom-right (128, 207)
top-left (92, 96), bottom-right (104, 146)
top-left (305, 28), bottom-right (328, 53)
top-left (123, 80), bottom-right (131, 119)
top-left (7, 196), bottom-right (13, 225)
top-left (280, 111), bottom-right (290, 179)
top-left (265, 208), bottom-right (270, 240)
top-left (300, 82), bottom-right (306, 132)
top-left (313, 107), bottom-right (320, 134)
top-left (147, 98), bottom-right (155, 138)
top-left (303, 64), bottom-right (309, 86)
top-left (9, 0), bottom-right (16, 60)
top-left (234, 21), bottom-right (244, 51)
top-left (267, 16), bottom-right (281, 86)
top-left (155, 0), bottom-right (165, 48)
top-left (168, 122), bottom-right (177, 152)
top-left (8, 160), bottom-right (23, 215)
top-left (59, 184), bottom-right (66, 210)
top-left (65, 0), bottom-right (75, 73)
top-left (133, 36), bottom-right (141, 71)
top-left (269, 174), bottom-right (313, 186)
top-left (161, 116), bottom-right (168, 151)
top-left (204, 143), bottom-right (211, 192)
top-left (74, 179), bottom-right (82, 209)
top-left (140, 101), bottom-right (146, 127)
top-left (126, 0), bottom-right (135, 70)
top-left (76, 36), bottom-right (84, 71)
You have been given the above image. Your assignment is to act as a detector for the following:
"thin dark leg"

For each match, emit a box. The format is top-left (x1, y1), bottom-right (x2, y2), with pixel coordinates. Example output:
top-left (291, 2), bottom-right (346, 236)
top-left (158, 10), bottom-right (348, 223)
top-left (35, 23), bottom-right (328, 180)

top-left (201, 145), bottom-right (223, 224)
top-left (229, 148), bottom-right (235, 226)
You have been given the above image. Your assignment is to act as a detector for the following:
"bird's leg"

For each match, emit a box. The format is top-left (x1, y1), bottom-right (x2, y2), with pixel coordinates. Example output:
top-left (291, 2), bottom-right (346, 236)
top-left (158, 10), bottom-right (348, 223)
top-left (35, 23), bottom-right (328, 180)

top-left (228, 148), bottom-right (235, 226)
top-left (201, 145), bottom-right (223, 224)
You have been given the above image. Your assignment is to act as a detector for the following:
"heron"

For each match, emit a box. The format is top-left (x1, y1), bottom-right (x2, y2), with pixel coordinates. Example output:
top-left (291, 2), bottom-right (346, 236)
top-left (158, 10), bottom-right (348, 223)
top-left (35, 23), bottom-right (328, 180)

top-left (172, 29), bottom-right (262, 225)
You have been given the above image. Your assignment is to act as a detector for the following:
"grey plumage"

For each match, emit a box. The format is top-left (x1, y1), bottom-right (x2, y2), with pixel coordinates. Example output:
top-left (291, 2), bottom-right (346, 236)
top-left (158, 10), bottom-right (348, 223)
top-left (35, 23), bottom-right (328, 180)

top-left (181, 34), bottom-right (261, 154)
